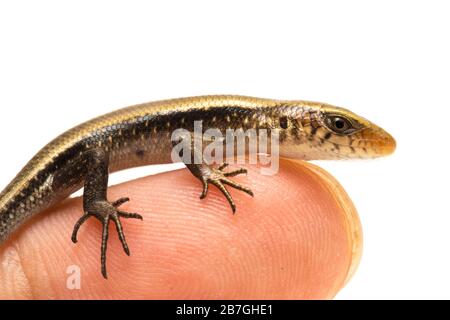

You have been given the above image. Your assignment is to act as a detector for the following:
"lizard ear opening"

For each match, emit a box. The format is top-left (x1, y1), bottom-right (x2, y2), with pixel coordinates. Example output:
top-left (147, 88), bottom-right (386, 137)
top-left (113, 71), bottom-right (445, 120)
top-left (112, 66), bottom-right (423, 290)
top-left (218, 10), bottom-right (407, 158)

top-left (279, 116), bottom-right (289, 129)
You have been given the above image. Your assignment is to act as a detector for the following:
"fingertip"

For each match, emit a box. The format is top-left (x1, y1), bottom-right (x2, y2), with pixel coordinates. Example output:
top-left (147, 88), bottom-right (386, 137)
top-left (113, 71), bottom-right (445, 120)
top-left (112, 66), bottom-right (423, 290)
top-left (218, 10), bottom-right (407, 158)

top-left (298, 160), bottom-right (363, 288)
top-left (0, 159), bottom-right (362, 299)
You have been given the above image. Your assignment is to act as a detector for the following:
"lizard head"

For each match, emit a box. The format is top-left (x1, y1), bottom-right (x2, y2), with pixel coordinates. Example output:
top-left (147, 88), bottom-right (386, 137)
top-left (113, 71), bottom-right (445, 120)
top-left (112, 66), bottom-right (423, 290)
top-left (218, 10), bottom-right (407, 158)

top-left (277, 102), bottom-right (396, 160)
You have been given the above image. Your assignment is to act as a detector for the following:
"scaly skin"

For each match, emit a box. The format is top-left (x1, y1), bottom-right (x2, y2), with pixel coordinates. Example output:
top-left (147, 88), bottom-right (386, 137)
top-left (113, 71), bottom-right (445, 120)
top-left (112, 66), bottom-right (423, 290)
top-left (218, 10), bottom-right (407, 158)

top-left (0, 95), bottom-right (396, 277)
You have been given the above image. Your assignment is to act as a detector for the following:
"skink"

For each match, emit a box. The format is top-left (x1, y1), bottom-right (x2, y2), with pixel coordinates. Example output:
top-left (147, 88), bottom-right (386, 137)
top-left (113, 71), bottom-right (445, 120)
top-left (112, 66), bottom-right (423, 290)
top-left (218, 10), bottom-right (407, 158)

top-left (0, 95), bottom-right (396, 278)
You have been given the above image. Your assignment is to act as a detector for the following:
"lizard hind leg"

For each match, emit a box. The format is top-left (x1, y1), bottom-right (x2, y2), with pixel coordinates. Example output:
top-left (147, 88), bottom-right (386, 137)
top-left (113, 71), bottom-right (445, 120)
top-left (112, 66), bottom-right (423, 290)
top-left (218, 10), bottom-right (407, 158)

top-left (71, 149), bottom-right (143, 279)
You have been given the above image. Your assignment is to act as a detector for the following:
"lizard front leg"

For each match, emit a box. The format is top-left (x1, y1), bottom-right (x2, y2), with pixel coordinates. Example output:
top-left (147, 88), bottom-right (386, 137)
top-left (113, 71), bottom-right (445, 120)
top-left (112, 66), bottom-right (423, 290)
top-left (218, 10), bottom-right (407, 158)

top-left (185, 162), bottom-right (254, 213)
top-left (173, 135), bottom-right (254, 213)
top-left (71, 149), bottom-right (143, 279)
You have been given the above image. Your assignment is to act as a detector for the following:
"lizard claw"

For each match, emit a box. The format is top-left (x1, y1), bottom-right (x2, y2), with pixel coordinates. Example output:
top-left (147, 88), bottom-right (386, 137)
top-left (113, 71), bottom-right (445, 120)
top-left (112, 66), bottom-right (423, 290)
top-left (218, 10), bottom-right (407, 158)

top-left (71, 197), bottom-right (142, 279)
top-left (199, 164), bottom-right (253, 213)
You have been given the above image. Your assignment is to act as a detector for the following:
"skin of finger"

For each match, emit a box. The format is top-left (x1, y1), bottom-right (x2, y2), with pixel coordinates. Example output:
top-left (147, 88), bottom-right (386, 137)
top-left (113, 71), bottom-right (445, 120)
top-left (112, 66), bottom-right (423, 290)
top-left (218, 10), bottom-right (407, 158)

top-left (0, 159), bottom-right (361, 299)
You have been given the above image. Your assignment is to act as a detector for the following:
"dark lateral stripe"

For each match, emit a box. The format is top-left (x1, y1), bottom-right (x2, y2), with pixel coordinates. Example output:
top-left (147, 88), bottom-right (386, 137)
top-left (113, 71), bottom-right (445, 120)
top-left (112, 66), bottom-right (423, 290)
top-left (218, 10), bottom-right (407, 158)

top-left (311, 126), bottom-right (318, 136)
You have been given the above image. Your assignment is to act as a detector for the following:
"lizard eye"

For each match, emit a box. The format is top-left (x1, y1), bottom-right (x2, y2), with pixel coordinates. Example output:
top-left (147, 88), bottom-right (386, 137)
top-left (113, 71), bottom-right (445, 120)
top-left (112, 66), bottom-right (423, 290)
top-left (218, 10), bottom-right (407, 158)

top-left (325, 115), bottom-right (357, 134)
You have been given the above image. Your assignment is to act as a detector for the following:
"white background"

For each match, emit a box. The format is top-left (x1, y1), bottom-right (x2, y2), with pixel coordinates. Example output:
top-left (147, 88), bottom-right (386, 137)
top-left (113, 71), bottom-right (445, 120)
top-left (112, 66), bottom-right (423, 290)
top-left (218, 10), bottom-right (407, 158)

top-left (0, 1), bottom-right (449, 299)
